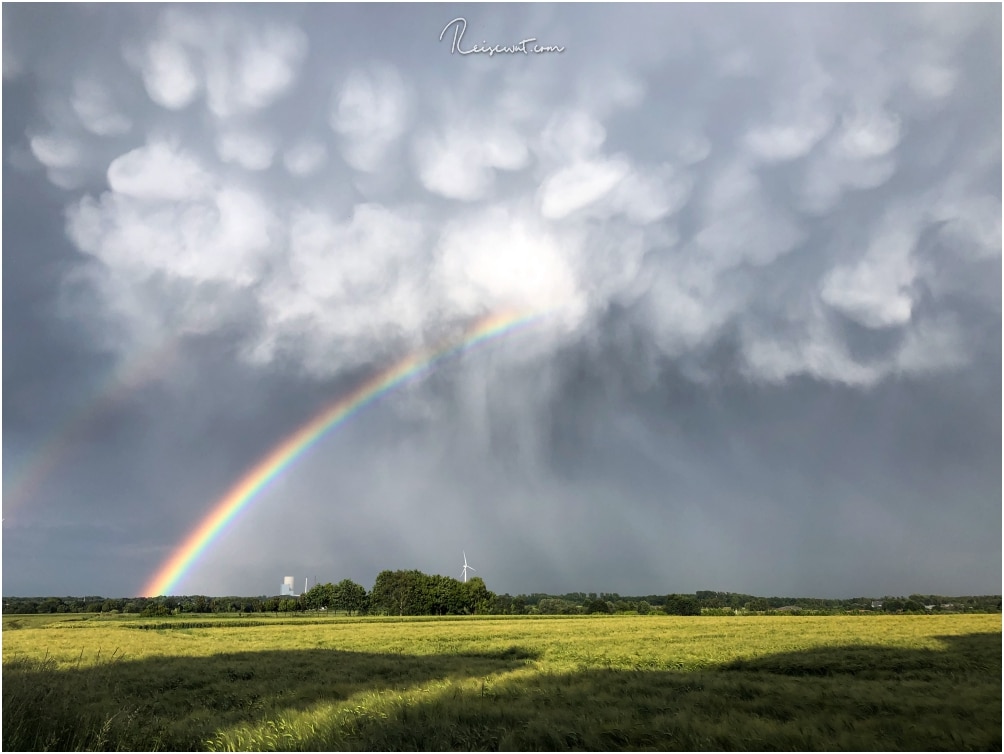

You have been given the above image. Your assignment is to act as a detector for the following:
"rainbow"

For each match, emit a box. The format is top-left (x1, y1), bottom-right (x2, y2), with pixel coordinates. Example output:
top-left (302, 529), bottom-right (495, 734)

top-left (142, 310), bottom-right (547, 597)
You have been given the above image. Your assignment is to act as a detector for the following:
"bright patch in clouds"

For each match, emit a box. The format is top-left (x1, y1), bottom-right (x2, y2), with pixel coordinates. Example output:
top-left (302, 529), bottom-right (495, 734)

top-left (437, 206), bottom-right (583, 317)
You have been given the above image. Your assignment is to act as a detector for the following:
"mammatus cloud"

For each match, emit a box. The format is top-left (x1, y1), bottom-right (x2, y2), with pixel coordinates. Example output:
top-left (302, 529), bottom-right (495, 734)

top-left (821, 217), bottom-right (916, 330)
top-left (216, 129), bottom-right (276, 170)
top-left (71, 79), bottom-right (133, 137)
top-left (106, 140), bottom-right (212, 200)
top-left (136, 37), bottom-right (201, 110)
top-left (128, 10), bottom-right (308, 118)
top-left (414, 124), bottom-right (528, 201)
top-left (17, 5), bottom-right (1001, 391)
top-left (330, 63), bottom-right (410, 173)
top-left (283, 140), bottom-right (328, 176)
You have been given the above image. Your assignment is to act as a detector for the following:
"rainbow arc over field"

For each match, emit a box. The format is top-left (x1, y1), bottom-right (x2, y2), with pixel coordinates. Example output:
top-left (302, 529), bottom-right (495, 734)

top-left (143, 309), bottom-right (548, 597)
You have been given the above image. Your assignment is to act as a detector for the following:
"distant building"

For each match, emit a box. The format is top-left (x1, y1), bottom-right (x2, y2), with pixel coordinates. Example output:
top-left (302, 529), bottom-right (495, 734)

top-left (871, 600), bottom-right (884, 609)
top-left (280, 576), bottom-right (296, 597)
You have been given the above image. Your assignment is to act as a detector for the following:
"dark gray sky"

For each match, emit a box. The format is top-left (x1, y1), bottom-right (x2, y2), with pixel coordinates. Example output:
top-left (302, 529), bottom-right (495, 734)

top-left (3, 4), bottom-right (1000, 599)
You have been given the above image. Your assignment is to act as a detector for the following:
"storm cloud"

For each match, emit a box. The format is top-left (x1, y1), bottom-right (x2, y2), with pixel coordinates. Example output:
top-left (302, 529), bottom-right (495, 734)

top-left (3, 4), bottom-right (1000, 599)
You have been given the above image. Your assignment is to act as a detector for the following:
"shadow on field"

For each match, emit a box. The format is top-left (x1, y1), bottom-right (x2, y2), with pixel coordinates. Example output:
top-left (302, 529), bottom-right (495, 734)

top-left (277, 631), bottom-right (1001, 752)
top-left (2, 645), bottom-right (539, 751)
top-left (4, 633), bottom-right (1001, 751)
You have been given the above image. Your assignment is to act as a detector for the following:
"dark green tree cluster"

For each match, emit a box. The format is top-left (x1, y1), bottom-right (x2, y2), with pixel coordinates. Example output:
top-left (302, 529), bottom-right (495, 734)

top-left (4, 588), bottom-right (1001, 617)
top-left (302, 579), bottom-right (368, 614)
top-left (369, 571), bottom-right (493, 616)
top-left (664, 594), bottom-right (701, 615)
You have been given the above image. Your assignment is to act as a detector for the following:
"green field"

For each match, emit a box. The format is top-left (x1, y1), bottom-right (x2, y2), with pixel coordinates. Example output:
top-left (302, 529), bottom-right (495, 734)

top-left (3, 612), bottom-right (1000, 751)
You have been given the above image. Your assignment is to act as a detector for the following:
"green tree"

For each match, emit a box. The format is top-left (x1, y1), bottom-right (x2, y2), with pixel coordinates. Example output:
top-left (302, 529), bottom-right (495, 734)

top-left (665, 594), bottom-right (701, 615)
top-left (304, 582), bottom-right (336, 610)
top-left (585, 598), bottom-right (612, 614)
top-left (462, 576), bottom-right (494, 614)
top-left (331, 579), bottom-right (368, 615)
top-left (370, 570), bottom-right (427, 616)
top-left (141, 602), bottom-right (169, 617)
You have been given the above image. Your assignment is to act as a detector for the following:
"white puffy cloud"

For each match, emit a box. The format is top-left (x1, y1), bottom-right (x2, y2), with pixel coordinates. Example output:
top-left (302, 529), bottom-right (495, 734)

top-left (539, 158), bottom-right (631, 220)
top-left (644, 261), bottom-right (740, 357)
top-left (694, 162), bottom-right (804, 268)
top-left (28, 134), bottom-right (87, 188)
top-left (576, 69), bottom-right (646, 117)
top-left (107, 141), bottom-right (213, 201)
top-left (836, 108), bottom-right (901, 159)
top-left (330, 64), bottom-right (409, 172)
top-left (71, 79), bottom-right (132, 136)
top-left (744, 62), bottom-right (834, 163)
top-left (821, 233), bottom-right (916, 329)
top-left (745, 108), bottom-right (833, 162)
top-left (414, 125), bottom-right (528, 201)
top-left (67, 183), bottom-right (273, 287)
top-left (130, 10), bottom-right (307, 118)
top-left (283, 141), bottom-right (328, 176)
top-left (742, 304), bottom-right (970, 388)
top-left (908, 62), bottom-right (957, 100)
top-left (796, 112), bottom-right (900, 215)
top-left (216, 130), bottom-right (275, 171)
top-left (29, 134), bottom-right (82, 169)
top-left (535, 110), bottom-right (607, 164)
top-left (138, 38), bottom-right (200, 110)
top-left (227, 26), bottom-right (308, 114)
top-left (607, 166), bottom-right (692, 224)
top-left (250, 203), bottom-right (429, 372)
top-left (742, 313), bottom-right (885, 387)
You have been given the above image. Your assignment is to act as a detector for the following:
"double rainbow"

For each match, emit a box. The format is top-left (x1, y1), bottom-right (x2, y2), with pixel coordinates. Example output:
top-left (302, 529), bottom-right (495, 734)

top-left (142, 310), bottom-right (546, 597)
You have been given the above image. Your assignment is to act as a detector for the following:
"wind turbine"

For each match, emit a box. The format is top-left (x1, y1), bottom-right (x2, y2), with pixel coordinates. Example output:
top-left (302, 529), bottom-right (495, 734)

top-left (461, 551), bottom-right (476, 583)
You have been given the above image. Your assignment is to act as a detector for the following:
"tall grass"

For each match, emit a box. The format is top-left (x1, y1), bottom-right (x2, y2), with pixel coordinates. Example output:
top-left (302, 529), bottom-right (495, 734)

top-left (3, 614), bottom-right (1000, 751)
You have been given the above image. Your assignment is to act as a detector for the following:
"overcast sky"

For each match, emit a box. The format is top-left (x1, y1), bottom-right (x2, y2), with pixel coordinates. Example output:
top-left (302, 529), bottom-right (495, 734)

top-left (3, 4), bottom-right (1000, 600)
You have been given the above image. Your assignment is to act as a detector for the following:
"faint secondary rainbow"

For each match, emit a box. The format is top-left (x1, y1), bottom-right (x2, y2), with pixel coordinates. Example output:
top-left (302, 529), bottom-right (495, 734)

top-left (142, 310), bottom-right (548, 597)
top-left (4, 341), bottom-right (179, 516)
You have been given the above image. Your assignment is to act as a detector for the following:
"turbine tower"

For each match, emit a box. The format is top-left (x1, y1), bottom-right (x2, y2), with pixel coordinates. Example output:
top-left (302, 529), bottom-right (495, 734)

top-left (461, 551), bottom-right (476, 583)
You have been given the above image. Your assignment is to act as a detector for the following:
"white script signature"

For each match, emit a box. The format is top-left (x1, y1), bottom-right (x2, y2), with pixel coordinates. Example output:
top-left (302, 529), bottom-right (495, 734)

top-left (439, 17), bottom-right (565, 57)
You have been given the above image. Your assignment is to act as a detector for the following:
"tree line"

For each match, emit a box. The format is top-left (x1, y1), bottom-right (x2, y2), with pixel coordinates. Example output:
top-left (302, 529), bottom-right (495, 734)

top-left (3, 580), bottom-right (1001, 616)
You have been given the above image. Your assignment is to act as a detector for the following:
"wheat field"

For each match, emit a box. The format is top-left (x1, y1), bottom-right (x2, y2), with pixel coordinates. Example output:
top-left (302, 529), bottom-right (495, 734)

top-left (3, 612), bottom-right (1000, 751)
